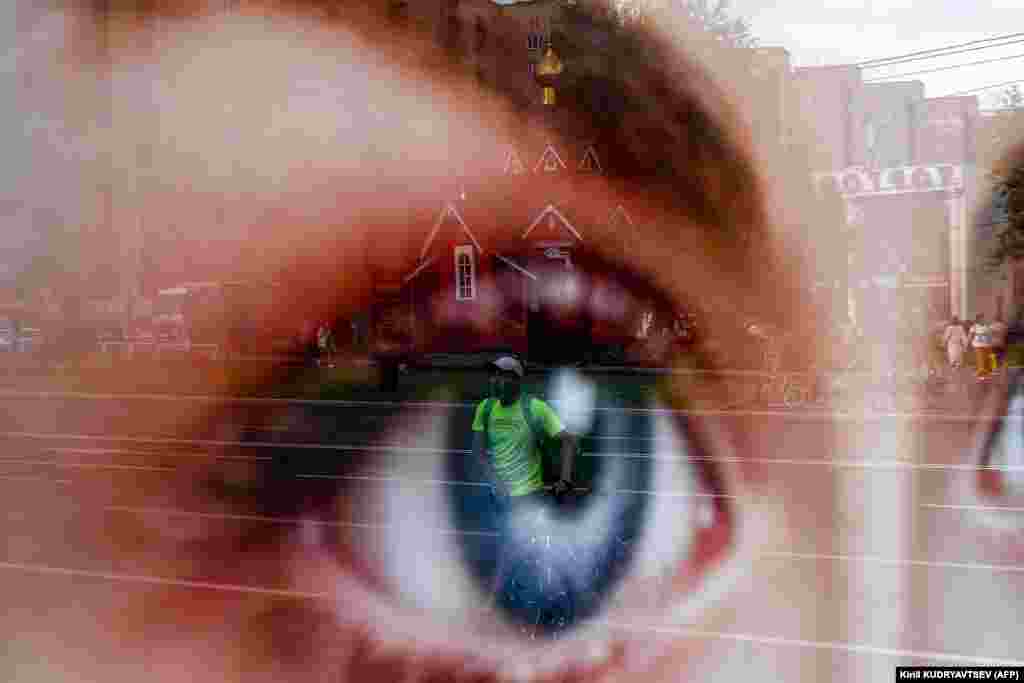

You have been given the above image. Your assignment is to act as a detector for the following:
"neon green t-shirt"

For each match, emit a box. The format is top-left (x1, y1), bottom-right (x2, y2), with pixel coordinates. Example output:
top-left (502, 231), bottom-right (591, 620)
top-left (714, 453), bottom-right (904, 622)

top-left (472, 397), bottom-right (564, 497)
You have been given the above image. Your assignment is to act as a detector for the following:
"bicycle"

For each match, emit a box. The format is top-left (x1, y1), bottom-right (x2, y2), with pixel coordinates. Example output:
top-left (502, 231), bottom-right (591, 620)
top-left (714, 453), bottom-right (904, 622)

top-left (755, 336), bottom-right (814, 408)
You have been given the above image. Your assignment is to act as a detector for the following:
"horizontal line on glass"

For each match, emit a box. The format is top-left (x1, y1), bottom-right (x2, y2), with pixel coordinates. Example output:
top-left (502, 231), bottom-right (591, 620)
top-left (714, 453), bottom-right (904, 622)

top-left (596, 620), bottom-right (1024, 666)
top-left (759, 550), bottom-right (1024, 573)
top-left (3, 443), bottom-right (1016, 473)
top-left (102, 505), bottom-right (501, 536)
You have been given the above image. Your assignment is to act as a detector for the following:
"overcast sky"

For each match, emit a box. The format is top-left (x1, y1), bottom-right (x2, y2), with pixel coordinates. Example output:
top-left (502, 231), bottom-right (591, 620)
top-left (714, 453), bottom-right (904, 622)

top-left (730, 0), bottom-right (1024, 108)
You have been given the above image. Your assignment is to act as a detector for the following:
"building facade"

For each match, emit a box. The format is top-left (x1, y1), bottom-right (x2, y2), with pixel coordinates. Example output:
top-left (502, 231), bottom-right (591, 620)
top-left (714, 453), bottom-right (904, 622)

top-left (793, 64), bottom-right (984, 325)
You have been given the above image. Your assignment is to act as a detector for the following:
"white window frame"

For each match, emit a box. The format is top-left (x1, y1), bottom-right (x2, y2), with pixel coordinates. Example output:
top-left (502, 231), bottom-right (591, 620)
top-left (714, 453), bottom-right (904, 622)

top-left (455, 245), bottom-right (476, 301)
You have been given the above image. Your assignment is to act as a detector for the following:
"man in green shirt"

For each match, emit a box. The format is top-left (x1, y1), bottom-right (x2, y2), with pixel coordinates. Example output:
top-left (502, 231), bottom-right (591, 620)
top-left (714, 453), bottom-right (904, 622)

top-left (472, 356), bottom-right (576, 505)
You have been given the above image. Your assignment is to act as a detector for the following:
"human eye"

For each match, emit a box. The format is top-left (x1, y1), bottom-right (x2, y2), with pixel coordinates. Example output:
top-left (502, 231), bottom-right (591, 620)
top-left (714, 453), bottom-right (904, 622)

top-left (178, 260), bottom-right (738, 681)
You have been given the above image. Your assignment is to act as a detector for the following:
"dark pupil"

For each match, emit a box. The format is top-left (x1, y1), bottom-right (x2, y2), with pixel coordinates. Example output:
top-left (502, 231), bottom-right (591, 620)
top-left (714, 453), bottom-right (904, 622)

top-left (447, 375), bottom-right (653, 637)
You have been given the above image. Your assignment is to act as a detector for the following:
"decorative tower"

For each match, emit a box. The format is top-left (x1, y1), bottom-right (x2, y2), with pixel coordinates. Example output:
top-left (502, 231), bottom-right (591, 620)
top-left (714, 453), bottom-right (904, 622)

top-left (534, 44), bottom-right (564, 107)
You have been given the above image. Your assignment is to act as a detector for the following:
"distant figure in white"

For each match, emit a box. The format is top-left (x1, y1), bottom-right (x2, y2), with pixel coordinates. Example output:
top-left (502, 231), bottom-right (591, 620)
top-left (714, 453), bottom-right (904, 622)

top-left (943, 316), bottom-right (968, 370)
top-left (317, 322), bottom-right (336, 368)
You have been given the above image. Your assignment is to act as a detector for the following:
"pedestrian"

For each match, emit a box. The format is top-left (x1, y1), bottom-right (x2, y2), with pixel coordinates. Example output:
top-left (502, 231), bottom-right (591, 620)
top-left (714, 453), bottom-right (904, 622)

top-left (471, 356), bottom-right (578, 623)
top-left (943, 316), bottom-right (968, 370)
top-left (350, 312), bottom-right (368, 351)
top-left (300, 318), bottom-right (317, 366)
top-left (969, 313), bottom-right (995, 380)
top-left (991, 312), bottom-right (1009, 373)
top-left (473, 356), bottom-right (576, 506)
top-left (316, 321), bottom-right (336, 368)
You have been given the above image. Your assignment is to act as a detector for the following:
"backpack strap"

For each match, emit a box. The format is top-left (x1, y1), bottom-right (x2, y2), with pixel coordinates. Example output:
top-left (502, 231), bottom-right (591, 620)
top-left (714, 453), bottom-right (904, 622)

top-left (520, 394), bottom-right (544, 446)
top-left (481, 397), bottom-right (496, 458)
top-left (524, 394), bottom-right (571, 485)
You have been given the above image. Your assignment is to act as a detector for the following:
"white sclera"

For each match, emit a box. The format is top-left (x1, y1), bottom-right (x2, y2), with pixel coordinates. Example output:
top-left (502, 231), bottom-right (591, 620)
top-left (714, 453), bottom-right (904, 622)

top-left (628, 412), bottom-right (696, 580)
top-left (549, 368), bottom-right (598, 435)
top-left (371, 411), bottom-right (481, 613)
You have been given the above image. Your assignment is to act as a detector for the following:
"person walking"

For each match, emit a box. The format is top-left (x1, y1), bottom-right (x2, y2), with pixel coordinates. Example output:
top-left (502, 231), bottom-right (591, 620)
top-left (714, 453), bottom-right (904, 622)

top-left (969, 314), bottom-right (995, 380)
top-left (991, 313), bottom-right (1009, 374)
top-left (299, 318), bottom-right (317, 366)
top-left (943, 316), bottom-right (968, 371)
top-left (316, 321), bottom-right (336, 368)
top-left (471, 356), bottom-right (578, 623)
top-left (472, 356), bottom-right (576, 505)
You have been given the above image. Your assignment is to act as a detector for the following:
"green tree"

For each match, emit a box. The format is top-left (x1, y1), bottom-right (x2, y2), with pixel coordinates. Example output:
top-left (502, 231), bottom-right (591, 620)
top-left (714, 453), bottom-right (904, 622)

top-left (988, 164), bottom-right (1024, 265)
top-left (678, 0), bottom-right (757, 48)
top-left (984, 86), bottom-right (1024, 267)
top-left (1000, 84), bottom-right (1024, 110)
top-left (611, 0), bottom-right (756, 47)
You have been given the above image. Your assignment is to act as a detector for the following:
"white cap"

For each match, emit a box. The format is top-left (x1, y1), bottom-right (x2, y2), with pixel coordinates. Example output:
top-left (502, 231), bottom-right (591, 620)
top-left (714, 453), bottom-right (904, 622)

top-left (491, 356), bottom-right (524, 377)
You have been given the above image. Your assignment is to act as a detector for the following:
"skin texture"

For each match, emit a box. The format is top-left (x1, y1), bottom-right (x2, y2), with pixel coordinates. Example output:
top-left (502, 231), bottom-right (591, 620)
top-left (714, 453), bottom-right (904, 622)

top-left (5, 2), bottom-right (1024, 682)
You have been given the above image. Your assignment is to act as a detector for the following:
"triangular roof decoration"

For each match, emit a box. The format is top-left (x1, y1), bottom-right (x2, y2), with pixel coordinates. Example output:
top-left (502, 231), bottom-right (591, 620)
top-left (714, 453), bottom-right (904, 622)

top-left (578, 144), bottom-right (603, 173)
top-left (522, 204), bottom-right (583, 242)
top-left (403, 254), bottom-right (438, 285)
top-left (503, 146), bottom-right (527, 176)
top-left (495, 254), bottom-right (538, 281)
top-left (607, 205), bottom-right (635, 230)
top-left (419, 202), bottom-right (484, 261)
top-left (534, 143), bottom-right (567, 173)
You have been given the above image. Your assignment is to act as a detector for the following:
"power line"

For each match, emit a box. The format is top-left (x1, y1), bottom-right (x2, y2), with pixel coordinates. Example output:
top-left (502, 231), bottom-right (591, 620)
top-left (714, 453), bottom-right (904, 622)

top-left (864, 52), bottom-right (1024, 82)
top-left (857, 31), bottom-right (1024, 68)
top-left (940, 79), bottom-right (1024, 98)
top-left (859, 36), bottom-right (1024, 71)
